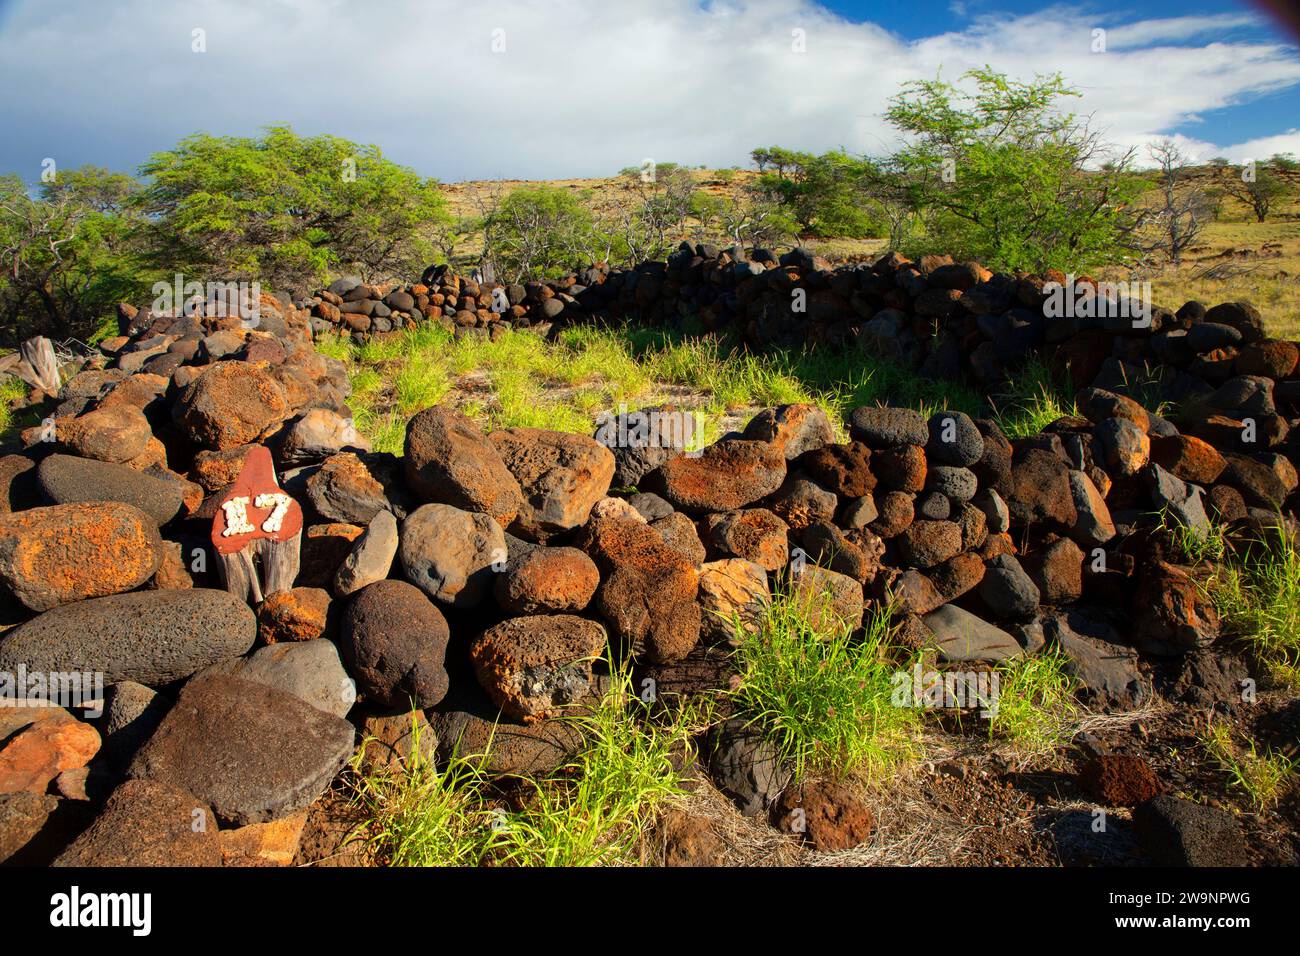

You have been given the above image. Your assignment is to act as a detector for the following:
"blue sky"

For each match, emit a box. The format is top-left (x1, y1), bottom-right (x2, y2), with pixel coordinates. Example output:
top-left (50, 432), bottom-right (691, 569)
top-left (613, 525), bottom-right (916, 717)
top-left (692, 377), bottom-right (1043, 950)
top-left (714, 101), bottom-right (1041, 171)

top-left (817, 0), bottom-right (1300, 146)
top-left (1, 0), bottom-right (1298, 183)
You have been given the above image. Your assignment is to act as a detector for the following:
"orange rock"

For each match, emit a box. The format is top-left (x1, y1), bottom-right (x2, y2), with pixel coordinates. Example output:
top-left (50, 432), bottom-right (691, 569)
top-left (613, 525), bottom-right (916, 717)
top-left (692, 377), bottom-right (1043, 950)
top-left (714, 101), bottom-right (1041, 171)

top-left (258, 587), bottom-right (331, 643)
top-left (0, 716), bottom-right (100, 794)
top-left (218, 810), bottom-right (308, 866)
top-left (0, 502), bottom-right (163, 611)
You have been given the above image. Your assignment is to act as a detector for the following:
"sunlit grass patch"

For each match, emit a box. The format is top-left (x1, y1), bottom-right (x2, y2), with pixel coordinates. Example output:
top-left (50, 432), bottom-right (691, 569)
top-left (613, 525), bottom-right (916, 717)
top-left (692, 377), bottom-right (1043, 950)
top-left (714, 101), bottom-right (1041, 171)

top-left (352, 658), bottom-right (703, 868)
top-left (1202, 719), bottom-right (1297, 810)
top-left (990, 358), bottom-right (1078, 439)
top-left (986, 651), bottom-right (1079, 755)
top-left (349, 715), bottom-right (499, 867)
top-left (1202, 521), bottom-right (1300, 689)
top-left (729, 583), bottom-right (922, 783)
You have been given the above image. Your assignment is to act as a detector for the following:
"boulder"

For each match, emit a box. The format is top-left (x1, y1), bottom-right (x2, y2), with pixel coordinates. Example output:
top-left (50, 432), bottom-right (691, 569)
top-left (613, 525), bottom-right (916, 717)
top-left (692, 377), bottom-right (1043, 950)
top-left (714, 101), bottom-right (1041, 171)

top-left (52, 779), bottom-right (220, 867)
top-left (403, 406), bottom-right (524, 527)
top-left (847, 406), bottom-right (928, 448)
top-left (921, 604), bottom-right (1022, 662)
top-left (1131, 562), bottom-right (1219, 656)
top-left (707, 719), bottom-right (787, 817)
top-left (593, 404), bottom-right (700, 486)
top-left (1044, 609), bottom-right (1149, 709)
top-left (898, 519), bottom-right (962, 569)
top-left (128, 675), bottom-right (355, 826)
top-left (399, 503), bottom-right (505, 609)
top-left (789, 565), bottom-right (864, 635)
top-left (341, 580), bottom-right (450, 710)
top-left (0, 713), bottom-right (100, 795)
top-left (742, 403), bottom-right (835, 459)
top-left (1006, 449), bottom-right (1078, 529)
top-left (173, 362), bottom-right (290, 450)
top-left (37, 454), bottom-right (184, 525)
top-left (697, 559), bottom-right (770, 644)
top-left (493, 546), bottom-right (599, 615)
top-left (333, 509), bottom-right (399, 597)
top-left (1065, 470), bottom-right (1115, 546)
top-left (58, 405), bottom-right (152, 463)
top-left (280, 408), bottom-right (371, 465)
top-left (0, 502), bottom-right (162, 611)
top-left (206, 639), bottom-right (355, 718)
top-left (1133, 795), bottom-right (1247, 866)
top-left (489, 428), bottom-right (615, 540)
top-left (796, 442), bottom-right (876, 497)
top-left (1079, 754), bottom-right (1162, 807)
top-left (772, 780), bottom-right (874, 852)
top-left (470, 615), bottom-right (608, 722)
top-left (0, 588), bottom-right (256, 686)
top-left (701, 508), bottom-right (789, 571)
top-left (872, 444), bottom-right (927, 492)
top-left (926, 411), bottom-right (984, 466)
top-left (305, 453), bottom-right (391, 525)
top-left (648, 439), bottom-right (786, 514)
top-left (258, 587), bottom-right (332, 644)
top-left (578, 515), bottom-right (701, 663)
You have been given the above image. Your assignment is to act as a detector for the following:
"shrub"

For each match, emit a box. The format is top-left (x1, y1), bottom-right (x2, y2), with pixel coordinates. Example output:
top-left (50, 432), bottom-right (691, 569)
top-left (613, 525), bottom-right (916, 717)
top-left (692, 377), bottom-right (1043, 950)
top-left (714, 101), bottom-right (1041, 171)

top-left (140, 126), bottom-right (448, 294)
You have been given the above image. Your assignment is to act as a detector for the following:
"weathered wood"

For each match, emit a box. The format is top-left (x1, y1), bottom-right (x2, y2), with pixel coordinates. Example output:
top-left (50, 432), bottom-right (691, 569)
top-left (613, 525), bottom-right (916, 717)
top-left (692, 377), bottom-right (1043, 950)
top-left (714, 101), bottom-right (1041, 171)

top-left (211, 445), bottom-right (303, 605)
top-left (215, 531), bottom-right (302, 604)
top-left (19, 336), bottom-right (59, 394)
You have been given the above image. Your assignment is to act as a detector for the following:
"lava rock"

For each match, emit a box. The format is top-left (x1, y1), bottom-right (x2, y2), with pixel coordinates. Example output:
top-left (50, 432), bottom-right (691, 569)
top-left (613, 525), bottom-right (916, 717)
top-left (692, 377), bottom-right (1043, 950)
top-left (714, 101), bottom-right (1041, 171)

top-left (648, 439), bottom-right (786, 514)
top-left (742, 403), bottom-right (835, 459)
top-left (493, 546), bottom-right (600, 614)
top-left (52, 779), bottom-right (220, 867)
top-left (489, 427), bottom-right (615, 540)
top-left (340, 580), bottom-right (450, 710)
top-left (403, 406), bottom-right (524, 528)
top-left (37, 454), bottom-right (184, 525)
top-left (470, 615), bottom-right (608, 722)
top-left (1132, 795), bottom-right (1247, 866)
top-left (128, 675), bottom-right (355, 826)
top-left (0, 502), bottom-right (162, 611)
top-left (848, 406), bottom-right (928, 448)
top-left (399, 503), bottom-right (505, 609)
top-left (0, 588), bottom-right (256, 686)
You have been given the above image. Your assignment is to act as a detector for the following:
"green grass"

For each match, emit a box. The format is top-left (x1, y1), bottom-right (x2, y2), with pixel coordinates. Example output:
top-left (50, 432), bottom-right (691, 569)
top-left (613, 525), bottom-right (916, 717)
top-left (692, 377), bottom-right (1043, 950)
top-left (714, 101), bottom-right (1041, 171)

top-left (989, 358), bottom-right (1078, 439)
top-left (490, 663), bottom-right (703, 866)
top-left (729, 580), bottom-right (922, 783)
top-left (351, 657), bottom-right (702, 867)
top-left (1201, 521), bottom-right (1300, 688)
top-left (0, 375), bottom-right (31, 446)
top-left (1202, 720), bottom-right (1297, 810)
top-left (324, 317), bottom-right (994, 457)
top-left (986, 651), bottom-right (1079, 755)
top-left (349, 715), bottom-right (499, 867)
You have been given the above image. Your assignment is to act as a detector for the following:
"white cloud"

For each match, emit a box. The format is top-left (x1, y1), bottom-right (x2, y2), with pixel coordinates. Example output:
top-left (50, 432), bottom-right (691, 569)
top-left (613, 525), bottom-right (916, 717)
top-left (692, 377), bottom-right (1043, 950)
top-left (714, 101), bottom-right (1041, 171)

top-left (0, 0), bottom-right (1297, 181)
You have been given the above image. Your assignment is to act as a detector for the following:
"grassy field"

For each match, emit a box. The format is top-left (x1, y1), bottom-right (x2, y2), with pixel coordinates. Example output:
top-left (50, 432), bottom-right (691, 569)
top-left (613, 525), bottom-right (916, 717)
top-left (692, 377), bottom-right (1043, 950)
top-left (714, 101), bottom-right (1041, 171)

top-left (319, 320), bottom-right (1081, 458)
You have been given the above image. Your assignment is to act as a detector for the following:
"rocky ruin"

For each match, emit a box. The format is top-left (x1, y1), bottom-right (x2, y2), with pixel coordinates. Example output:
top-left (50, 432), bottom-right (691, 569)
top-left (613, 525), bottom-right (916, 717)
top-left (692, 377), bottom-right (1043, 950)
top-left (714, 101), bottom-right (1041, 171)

top-left (0, 245), bottom-right (1295, 866)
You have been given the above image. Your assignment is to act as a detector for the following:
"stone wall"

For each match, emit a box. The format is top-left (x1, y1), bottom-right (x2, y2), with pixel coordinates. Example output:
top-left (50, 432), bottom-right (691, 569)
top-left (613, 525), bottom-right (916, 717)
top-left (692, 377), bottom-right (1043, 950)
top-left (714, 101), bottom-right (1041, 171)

top-left (0, 246), bottom-right (1295, 865)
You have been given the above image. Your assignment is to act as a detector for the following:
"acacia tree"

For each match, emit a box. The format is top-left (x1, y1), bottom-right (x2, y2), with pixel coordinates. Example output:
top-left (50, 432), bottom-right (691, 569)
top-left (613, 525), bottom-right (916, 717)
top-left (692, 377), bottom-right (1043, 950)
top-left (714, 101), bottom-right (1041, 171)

top-left (751, 149), bottom-right (882, 238)
top-left (139, 126), bottom-right (449, 294)
top-left (885, 68), bottom-right (1141, 271)
top-left (1221, 162), bottom-right (1292, 222)
top-left (0, 167), bottom-right (149, 343)
top-left (482, 185), bottom-right (598, 282)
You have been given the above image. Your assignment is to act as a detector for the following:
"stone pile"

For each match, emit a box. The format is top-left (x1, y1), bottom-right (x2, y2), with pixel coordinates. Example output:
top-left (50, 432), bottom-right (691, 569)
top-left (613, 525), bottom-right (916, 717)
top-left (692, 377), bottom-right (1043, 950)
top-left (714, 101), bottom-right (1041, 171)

top-left (0, 248), bottom-right (1295, 866)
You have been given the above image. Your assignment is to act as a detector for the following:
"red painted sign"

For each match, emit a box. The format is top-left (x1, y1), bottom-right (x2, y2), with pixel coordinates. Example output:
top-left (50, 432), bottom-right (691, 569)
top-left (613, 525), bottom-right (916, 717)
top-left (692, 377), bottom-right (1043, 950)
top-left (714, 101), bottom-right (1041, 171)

top-left (210, 445), bottom-right (303, 555)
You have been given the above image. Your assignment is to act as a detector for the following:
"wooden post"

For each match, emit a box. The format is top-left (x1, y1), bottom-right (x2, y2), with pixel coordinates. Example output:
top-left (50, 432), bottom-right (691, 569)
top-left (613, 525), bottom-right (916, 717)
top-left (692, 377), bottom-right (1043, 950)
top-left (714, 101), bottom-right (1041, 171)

top-left (211, 445), bottom-right (303, 606)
